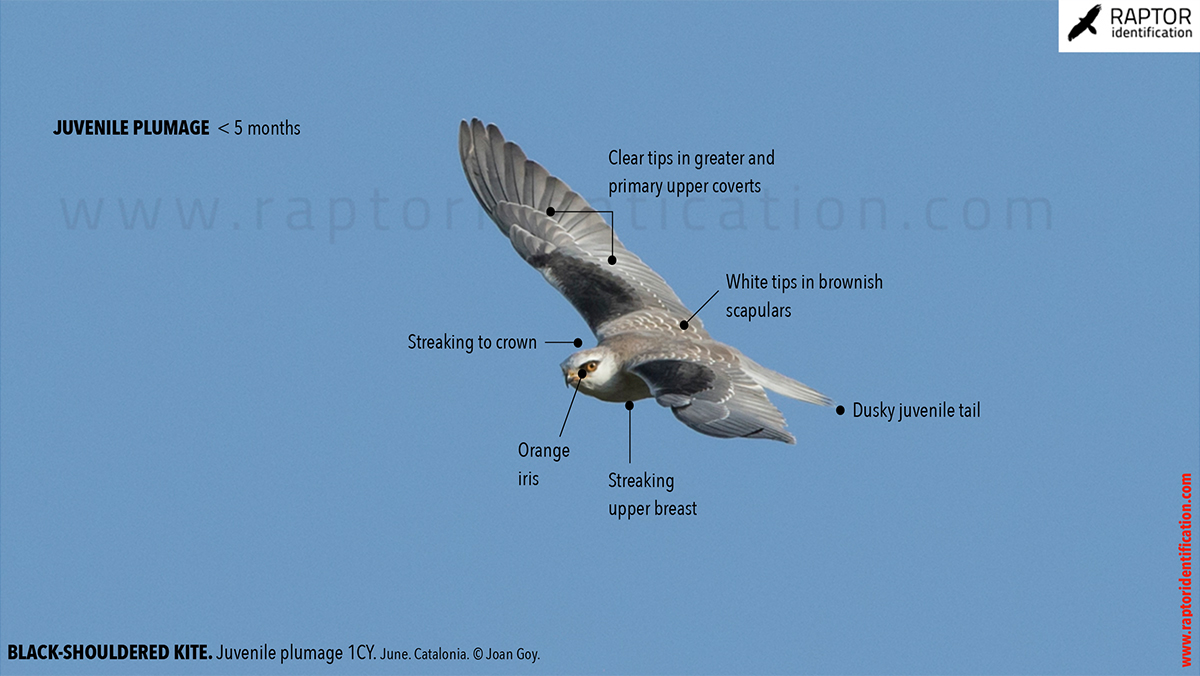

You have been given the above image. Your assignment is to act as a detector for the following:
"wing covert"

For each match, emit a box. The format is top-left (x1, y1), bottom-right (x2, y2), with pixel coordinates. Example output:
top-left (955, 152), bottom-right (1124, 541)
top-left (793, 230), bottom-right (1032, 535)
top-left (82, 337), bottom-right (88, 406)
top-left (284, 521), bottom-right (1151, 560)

top-left (460, 119), bottom-right (707, 338)
top-left (629, 358), bottom-right (796, 443)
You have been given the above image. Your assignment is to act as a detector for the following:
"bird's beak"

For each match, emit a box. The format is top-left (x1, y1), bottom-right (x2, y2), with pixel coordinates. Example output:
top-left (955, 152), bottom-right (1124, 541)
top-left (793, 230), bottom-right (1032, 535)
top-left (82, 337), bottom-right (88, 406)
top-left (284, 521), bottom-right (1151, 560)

top-left (565, 372), bottom-right (580, 388)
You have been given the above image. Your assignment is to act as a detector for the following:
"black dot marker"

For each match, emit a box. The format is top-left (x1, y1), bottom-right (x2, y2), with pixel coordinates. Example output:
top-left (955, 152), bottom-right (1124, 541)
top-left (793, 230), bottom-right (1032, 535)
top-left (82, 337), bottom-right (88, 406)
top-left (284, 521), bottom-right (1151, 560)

top-left (836, 405), bottom-right (845, 415)
top-left (607, 255), bottom-right (616, 265)
top-left (578, 368), bottom-right (587, 379)
top-left (625, 401), bottom-right (634, 410)
top-left (679, 320), bottom-right (689, 330)
top-left (546, 207), bottom-right (556, 216)
top-left (573, 338), bottom-right (582, 347)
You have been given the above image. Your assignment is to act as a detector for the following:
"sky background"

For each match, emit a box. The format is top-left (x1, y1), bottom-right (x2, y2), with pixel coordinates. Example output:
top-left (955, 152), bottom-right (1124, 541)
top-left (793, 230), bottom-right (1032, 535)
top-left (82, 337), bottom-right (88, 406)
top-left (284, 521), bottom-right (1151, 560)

top-left (1, 2), bottom-right (1198, 674)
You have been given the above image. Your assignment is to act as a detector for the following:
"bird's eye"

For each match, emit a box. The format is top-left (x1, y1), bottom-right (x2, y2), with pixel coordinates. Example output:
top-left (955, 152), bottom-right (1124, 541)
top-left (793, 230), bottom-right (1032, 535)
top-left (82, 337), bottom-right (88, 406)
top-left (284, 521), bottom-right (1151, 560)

top-left (585, 361), bottom-right (598, 372)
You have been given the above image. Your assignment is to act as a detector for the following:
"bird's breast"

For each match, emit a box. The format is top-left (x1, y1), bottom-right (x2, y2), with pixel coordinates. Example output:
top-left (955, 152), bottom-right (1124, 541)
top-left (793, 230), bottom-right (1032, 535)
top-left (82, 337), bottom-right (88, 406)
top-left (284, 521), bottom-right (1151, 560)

top-left (583, 370), bottom-right (653, 403)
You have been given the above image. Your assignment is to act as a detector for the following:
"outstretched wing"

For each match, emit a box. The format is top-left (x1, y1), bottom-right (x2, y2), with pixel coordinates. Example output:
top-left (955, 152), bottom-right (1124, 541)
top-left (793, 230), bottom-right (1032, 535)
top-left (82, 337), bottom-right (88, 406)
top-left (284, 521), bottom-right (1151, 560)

top-left (459, 119), bottom-right (707, 339)
top-left (1069, 5), bottom-right (1101, 40)
top-left (629, 355), bottom-right (796, 443)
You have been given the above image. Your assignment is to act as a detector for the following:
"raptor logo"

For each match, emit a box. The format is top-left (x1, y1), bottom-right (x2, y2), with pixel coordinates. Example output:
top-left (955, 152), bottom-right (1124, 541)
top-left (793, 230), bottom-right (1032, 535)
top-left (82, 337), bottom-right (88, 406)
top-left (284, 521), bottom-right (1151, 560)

top-left (1069, 4), bottom-right (1103, 40)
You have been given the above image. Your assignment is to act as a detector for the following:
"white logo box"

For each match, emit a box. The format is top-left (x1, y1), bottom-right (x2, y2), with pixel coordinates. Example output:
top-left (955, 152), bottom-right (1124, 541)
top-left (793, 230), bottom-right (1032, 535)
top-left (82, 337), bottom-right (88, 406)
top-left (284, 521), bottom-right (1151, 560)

top-left (1060, 0), bottom-right (1200, 52)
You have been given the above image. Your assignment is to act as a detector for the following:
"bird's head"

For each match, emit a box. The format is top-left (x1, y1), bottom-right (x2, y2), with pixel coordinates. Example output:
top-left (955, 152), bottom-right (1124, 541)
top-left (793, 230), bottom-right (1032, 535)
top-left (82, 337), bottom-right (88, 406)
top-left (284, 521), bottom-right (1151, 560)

top-left (561, 346), bottom-right (620, 391)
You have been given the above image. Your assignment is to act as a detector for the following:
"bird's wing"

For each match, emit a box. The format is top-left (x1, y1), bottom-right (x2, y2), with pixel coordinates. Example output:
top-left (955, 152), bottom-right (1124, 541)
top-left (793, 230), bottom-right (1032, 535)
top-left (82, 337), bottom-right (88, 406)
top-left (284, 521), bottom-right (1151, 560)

top-left (459, 119), bottom-right (707, 340)
top-left (1069, 22), bottom-right (1085, 39)
top-left (626, 343), bottom-right (796, 443)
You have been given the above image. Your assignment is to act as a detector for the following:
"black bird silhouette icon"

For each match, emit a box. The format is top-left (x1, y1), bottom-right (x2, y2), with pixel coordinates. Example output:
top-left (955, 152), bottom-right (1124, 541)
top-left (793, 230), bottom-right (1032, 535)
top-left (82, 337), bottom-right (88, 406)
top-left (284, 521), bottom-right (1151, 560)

top-left (1069, 4), bottom-right (1102, 40)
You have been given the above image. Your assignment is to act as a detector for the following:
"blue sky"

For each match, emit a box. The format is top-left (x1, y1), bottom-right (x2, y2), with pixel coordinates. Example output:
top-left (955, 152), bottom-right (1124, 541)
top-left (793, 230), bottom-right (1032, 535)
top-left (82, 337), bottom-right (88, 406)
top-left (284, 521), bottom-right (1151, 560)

top-left (2, 2), bottom-right (1197, 674)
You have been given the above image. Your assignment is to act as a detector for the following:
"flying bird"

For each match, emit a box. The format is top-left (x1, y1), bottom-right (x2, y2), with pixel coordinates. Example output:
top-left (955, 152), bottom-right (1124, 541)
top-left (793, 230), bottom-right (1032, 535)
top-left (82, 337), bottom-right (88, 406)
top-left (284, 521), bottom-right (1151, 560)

top-left (459, 119), bottom-right (831, 443)
top-left (1069, 4), bottom-right (1101, 41)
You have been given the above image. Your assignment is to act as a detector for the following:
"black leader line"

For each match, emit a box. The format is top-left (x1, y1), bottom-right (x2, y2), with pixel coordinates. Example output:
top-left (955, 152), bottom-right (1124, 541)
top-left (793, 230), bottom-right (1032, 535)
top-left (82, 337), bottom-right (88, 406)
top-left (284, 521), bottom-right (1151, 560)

top-left (545, 338), bottom-right (584, 347)
top-left (625, 401), bottom-right (634, 464)
top-left (679, 290), bottom-right (719, 331)
top-left (559, 368), bottom-right (587, 437)
top-left (546, 207), bottom-right (617, 265)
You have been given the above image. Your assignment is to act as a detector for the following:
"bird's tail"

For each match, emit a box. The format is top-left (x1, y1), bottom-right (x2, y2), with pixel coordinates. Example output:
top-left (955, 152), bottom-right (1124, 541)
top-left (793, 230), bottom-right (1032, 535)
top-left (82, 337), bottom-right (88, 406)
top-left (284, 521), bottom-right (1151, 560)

top-left (740, 355), bottom-right (832, 407)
